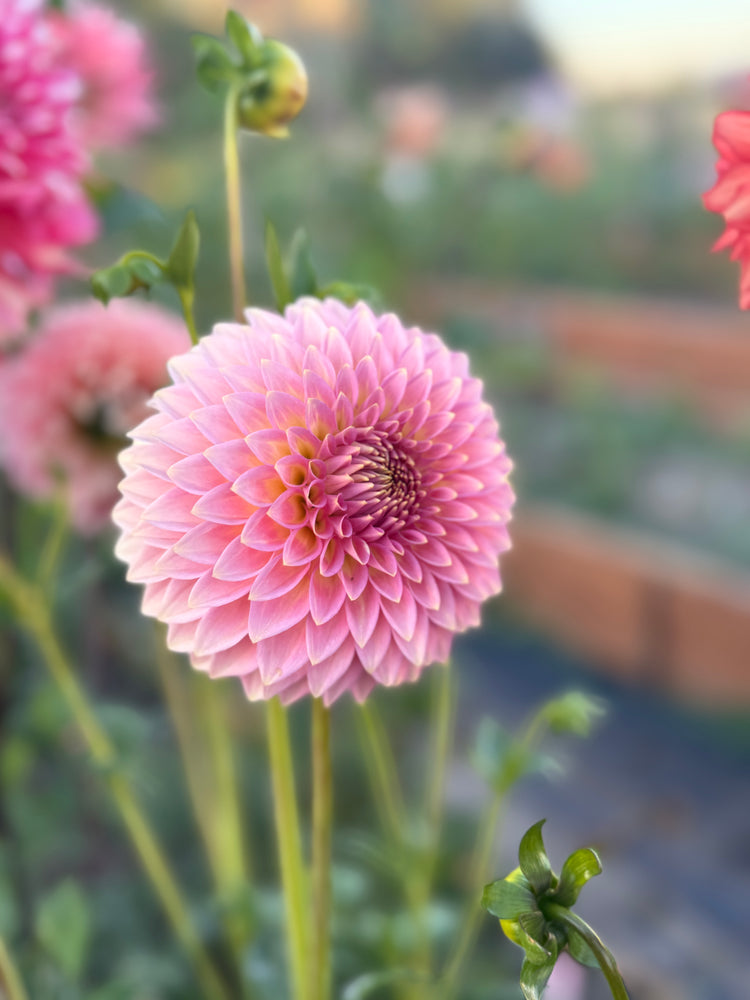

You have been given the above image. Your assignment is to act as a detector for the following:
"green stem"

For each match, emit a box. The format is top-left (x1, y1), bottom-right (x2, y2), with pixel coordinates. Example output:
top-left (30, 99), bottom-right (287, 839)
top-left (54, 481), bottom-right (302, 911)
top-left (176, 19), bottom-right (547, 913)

top-left (36, 494), bottom-right (68, 589)
top-left (357, 702), bottom-right (406, 842)
top-left (266, 699), bottom-right (309, 1000)
top-left (155, 638), bottom-right (252, 991)
top-left (311, 699), bottom-right (332, 1000)
top-left (543, 904), bottom-right (630, 1000)
top-left (224, 87), bottom-right (247, 320)
top-left (440, 702), bottom-right (547, 999)
top-left (0, 555), bottom-right (232, 1000)
top-left (0, 933), bottom-right (28, 1000)
top-left (178, 288), bottom-right (200, 346)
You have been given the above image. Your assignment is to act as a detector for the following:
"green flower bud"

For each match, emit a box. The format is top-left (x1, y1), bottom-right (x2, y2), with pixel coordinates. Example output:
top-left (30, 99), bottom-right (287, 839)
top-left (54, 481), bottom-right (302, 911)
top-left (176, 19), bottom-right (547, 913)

top-left (237, 40), bottom-right (308, 138)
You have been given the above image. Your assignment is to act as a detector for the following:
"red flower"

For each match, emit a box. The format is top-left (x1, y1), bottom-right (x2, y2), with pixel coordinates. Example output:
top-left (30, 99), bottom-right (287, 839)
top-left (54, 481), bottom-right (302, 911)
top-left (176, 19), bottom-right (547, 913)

top-left (704, 110), bottom-right (750, 309)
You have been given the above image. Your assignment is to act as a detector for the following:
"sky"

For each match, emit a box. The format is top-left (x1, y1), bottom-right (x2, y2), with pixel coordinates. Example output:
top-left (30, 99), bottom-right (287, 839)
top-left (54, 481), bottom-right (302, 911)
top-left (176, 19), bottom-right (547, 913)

top-left (524, 0), bottom-right (750, 94)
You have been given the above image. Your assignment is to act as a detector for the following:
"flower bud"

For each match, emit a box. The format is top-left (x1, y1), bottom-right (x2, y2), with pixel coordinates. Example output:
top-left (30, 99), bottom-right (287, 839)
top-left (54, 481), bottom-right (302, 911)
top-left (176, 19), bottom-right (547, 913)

top-left (237, 40), bottom-right (308, 138)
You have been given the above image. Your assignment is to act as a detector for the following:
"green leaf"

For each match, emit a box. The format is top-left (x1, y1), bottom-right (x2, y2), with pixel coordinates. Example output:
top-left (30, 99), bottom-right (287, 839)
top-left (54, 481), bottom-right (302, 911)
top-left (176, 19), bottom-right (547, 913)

top-left (128, 257), bottom-right (163, 288)
top-left (317, 280), bottom-right (375, 306)
top-left (166, 210), bottom-right (200, 293)
top-left (91, 264), bottom-right (132, 304)
top-left (555, 848), bottom-right (602, 907)
top-left (288, 228), bottom-right (319, 299)
top-left (265, 222), bottom-right (293, 311)
top-left (225, 10), bottom-right (262, 66)
top-left (482, 869), bottom-right (536, 920)
top-left (520, 956), bottom-right (556, 1000)
top-left (518, 820), bottom-right (553, 895)
top-left (192, 34), bottom-right (238, 93)
top-left (565, 925), bottom-right (599, 968)
top-left (540, 691), bottom-right (606, 738)
top-left (35, 879), bottom-right (91, 981)
top-left (517, 911), bottom-right (557, 966)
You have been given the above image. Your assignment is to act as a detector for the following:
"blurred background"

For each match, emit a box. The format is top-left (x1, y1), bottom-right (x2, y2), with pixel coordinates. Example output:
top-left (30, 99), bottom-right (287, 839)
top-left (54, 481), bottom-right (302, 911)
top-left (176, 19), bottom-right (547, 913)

top-left (3, 1), bottom-right (750, 998)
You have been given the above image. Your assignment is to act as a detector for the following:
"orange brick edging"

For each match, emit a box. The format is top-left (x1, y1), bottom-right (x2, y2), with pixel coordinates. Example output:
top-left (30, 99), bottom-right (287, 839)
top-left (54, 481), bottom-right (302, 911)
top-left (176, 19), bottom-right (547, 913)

top-left (503, 504), bottom-right (750, 706)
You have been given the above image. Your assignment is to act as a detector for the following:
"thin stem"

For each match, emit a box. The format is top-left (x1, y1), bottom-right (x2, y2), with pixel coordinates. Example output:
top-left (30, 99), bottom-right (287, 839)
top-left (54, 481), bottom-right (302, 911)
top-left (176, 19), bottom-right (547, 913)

top-left (439, 797), bottom-right (503, 998)
top-left (224, 87), bottom-right (247, 320)
top-left (543, 904), bottom-right (630, 1000)
top-left (357, 702), bottom-right (406, 842)
top-left (266, 699), bottom-right (309, 1000)
top-left (0, 555), bottom-right (232, 1000)
top-left (36, 494), bottom-right (68, 589)
top-left (178, 288), bottom-right (200, 346)
top-left (311, 699), bottom-right (332, 1000)
top-left (0, 933), bottom-right (29, 1000)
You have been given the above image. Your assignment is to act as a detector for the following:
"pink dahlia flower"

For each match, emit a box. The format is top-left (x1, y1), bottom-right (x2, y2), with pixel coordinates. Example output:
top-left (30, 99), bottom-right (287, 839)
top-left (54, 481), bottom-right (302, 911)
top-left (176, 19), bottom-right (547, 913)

top-left (114, 299), bottom-right (514, 705)
top-left (704, 109), bottom-right (750, 309)
top-left (0, 299), bottom-right (190, 533)
top-left (0, 0), bottom-right (98, 340)
top-left (49, 3), bottom-right (157, 151)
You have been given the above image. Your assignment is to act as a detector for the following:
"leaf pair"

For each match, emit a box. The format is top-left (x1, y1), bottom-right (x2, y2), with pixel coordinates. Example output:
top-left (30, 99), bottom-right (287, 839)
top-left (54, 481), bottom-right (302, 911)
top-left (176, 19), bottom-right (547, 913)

top-left (482, 820), bottom-right (623, 1000)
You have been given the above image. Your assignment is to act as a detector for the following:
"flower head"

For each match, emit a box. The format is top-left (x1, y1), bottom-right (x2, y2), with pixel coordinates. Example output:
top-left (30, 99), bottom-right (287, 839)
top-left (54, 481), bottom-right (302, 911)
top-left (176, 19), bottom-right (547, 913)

top-left (704, 109), bottom-right (750, 308)
top-left (48, 2), bottom-right (158, 151)
top-left (0, 299), bottom-right (190, 532)
top-left (0, 0), bottom-right (98, 340)
top-left (114, 299), bottom-right (514, 705)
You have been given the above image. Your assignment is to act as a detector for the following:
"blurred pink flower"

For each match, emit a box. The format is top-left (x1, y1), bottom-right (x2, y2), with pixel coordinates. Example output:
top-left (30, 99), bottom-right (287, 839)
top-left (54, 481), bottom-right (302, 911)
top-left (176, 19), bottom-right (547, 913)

top-left (704, 109), bottom-right (750, 309)
top-left (0, 0), bottom-right (98, 340)
top-left (114, 299), bottom-right (514, 705)
top-left (0, 299), bottom-right (190, 533)
top-left (49, 2), bottom-right (157, 151)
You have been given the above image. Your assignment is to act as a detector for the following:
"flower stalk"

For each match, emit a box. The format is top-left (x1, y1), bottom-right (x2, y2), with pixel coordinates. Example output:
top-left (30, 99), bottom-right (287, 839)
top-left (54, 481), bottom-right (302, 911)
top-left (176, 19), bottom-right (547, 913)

top-left (224, 85), bottom-right (247, 320)
top-left (0, 933), bottom-right (29, 1000)
top-left (311, 699), bottom-right (333, 1000)
top-left (266, 698), bottom-right (310, 1000)
top-left (542, 904), bottom-right (630, 1000)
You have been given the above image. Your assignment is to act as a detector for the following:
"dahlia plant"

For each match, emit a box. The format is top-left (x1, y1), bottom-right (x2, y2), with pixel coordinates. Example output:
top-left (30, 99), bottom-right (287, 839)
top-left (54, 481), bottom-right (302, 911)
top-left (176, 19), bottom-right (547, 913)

top-left (0, 10), bottom-right (633, 1000)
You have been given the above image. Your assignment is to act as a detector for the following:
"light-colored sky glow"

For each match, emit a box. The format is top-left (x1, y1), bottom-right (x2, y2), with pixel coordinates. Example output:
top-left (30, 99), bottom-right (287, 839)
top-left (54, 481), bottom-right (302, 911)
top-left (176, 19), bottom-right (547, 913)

top-left (525, 0), bottom-right (750, 94)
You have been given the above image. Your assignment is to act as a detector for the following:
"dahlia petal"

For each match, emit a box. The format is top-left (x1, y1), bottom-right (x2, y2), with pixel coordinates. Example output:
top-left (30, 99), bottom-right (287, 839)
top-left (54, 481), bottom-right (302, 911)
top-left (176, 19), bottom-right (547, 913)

top-left (192, 483), bottom-right (251, 524)
top-left (357, 615), bottom-right (393, 673)
top-left (233, 465), bottom-right (286, 505)
top-left (242, 508), bottom-right (289, 551)
top-left (286, 427), bottom-right (322, 460)
top-left (393, 609), bottom-right (429, 665)
top-left (213, 535), bottom-right (271, 581)
top-left (246, 429), bottom-right (291, 464)
top-left (344, 584), bottom-right (381, 647)
top-left (380, 588), bottom-right (417, 641)
top-left (167, 619), bottom-right (199, 652)
top-left (381, 368), bottom-right (408, 413)
top-left (320, 537), bottom-right (346, 577)
top-left (189, 405), bottom-right (241, 444)
top-left (340, 556), bottom-right (369, 601)
top-left (206, 638), bottom-right (258, 678)
top-left (174, 522), bottom-right (240, 564)
top-left (368, 566), bottom-right (403, 602)
top-left (192, 597), bottom-right (250, 655)
top-left (283, 526), bottom-right (323, 566)
top-left (204, 439), bottom-right (254, 480)
top-left (306, 607), bottom-right (351, 664)
top-left (249, 554), bottom-right (309, 601)
top-left (154, 416), bottom-right (209, 455)
top-left (303, 369), bottom-right (336, 407)
top-left (307, 398), bottom-right (338, 438)
top-left (256, 621), bottom-right (309, 683)
top-left (409, 568), bottom-right (441, 611)
top-left (266, 390), bottom-right (307, 431)
top-left (190, 570), bottom-right (251, 608)
top-left (247, 576), bottom-right (309, 642)
top-left (308, 639), bottom-right (356, 697)
top-left (302, 343), bottom-right (337, 385)
top-left (223, 392), bottom-right (269, 432)
top-left (309, 570), bottom-right (347, 625)
top-left (142, 488), bottom-right (200, 530)
top-left (168, 454), bottom-right (224, 494)
top-left (261, 358), bottom-right (304, 396)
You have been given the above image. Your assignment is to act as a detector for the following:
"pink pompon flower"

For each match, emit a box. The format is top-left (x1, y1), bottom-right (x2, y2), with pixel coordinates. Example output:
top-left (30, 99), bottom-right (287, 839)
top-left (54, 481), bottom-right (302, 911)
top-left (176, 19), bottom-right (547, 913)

top-left (0, 299), bottom-right (190, 533)
top-left (48, 2), bottom-right (158, 151)
top-left (0, 0), bottom-right (98, 340)
top-left (704, 109), bottom-right (750, 309)
top-left (114, 299), bottom-right (514, 706)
